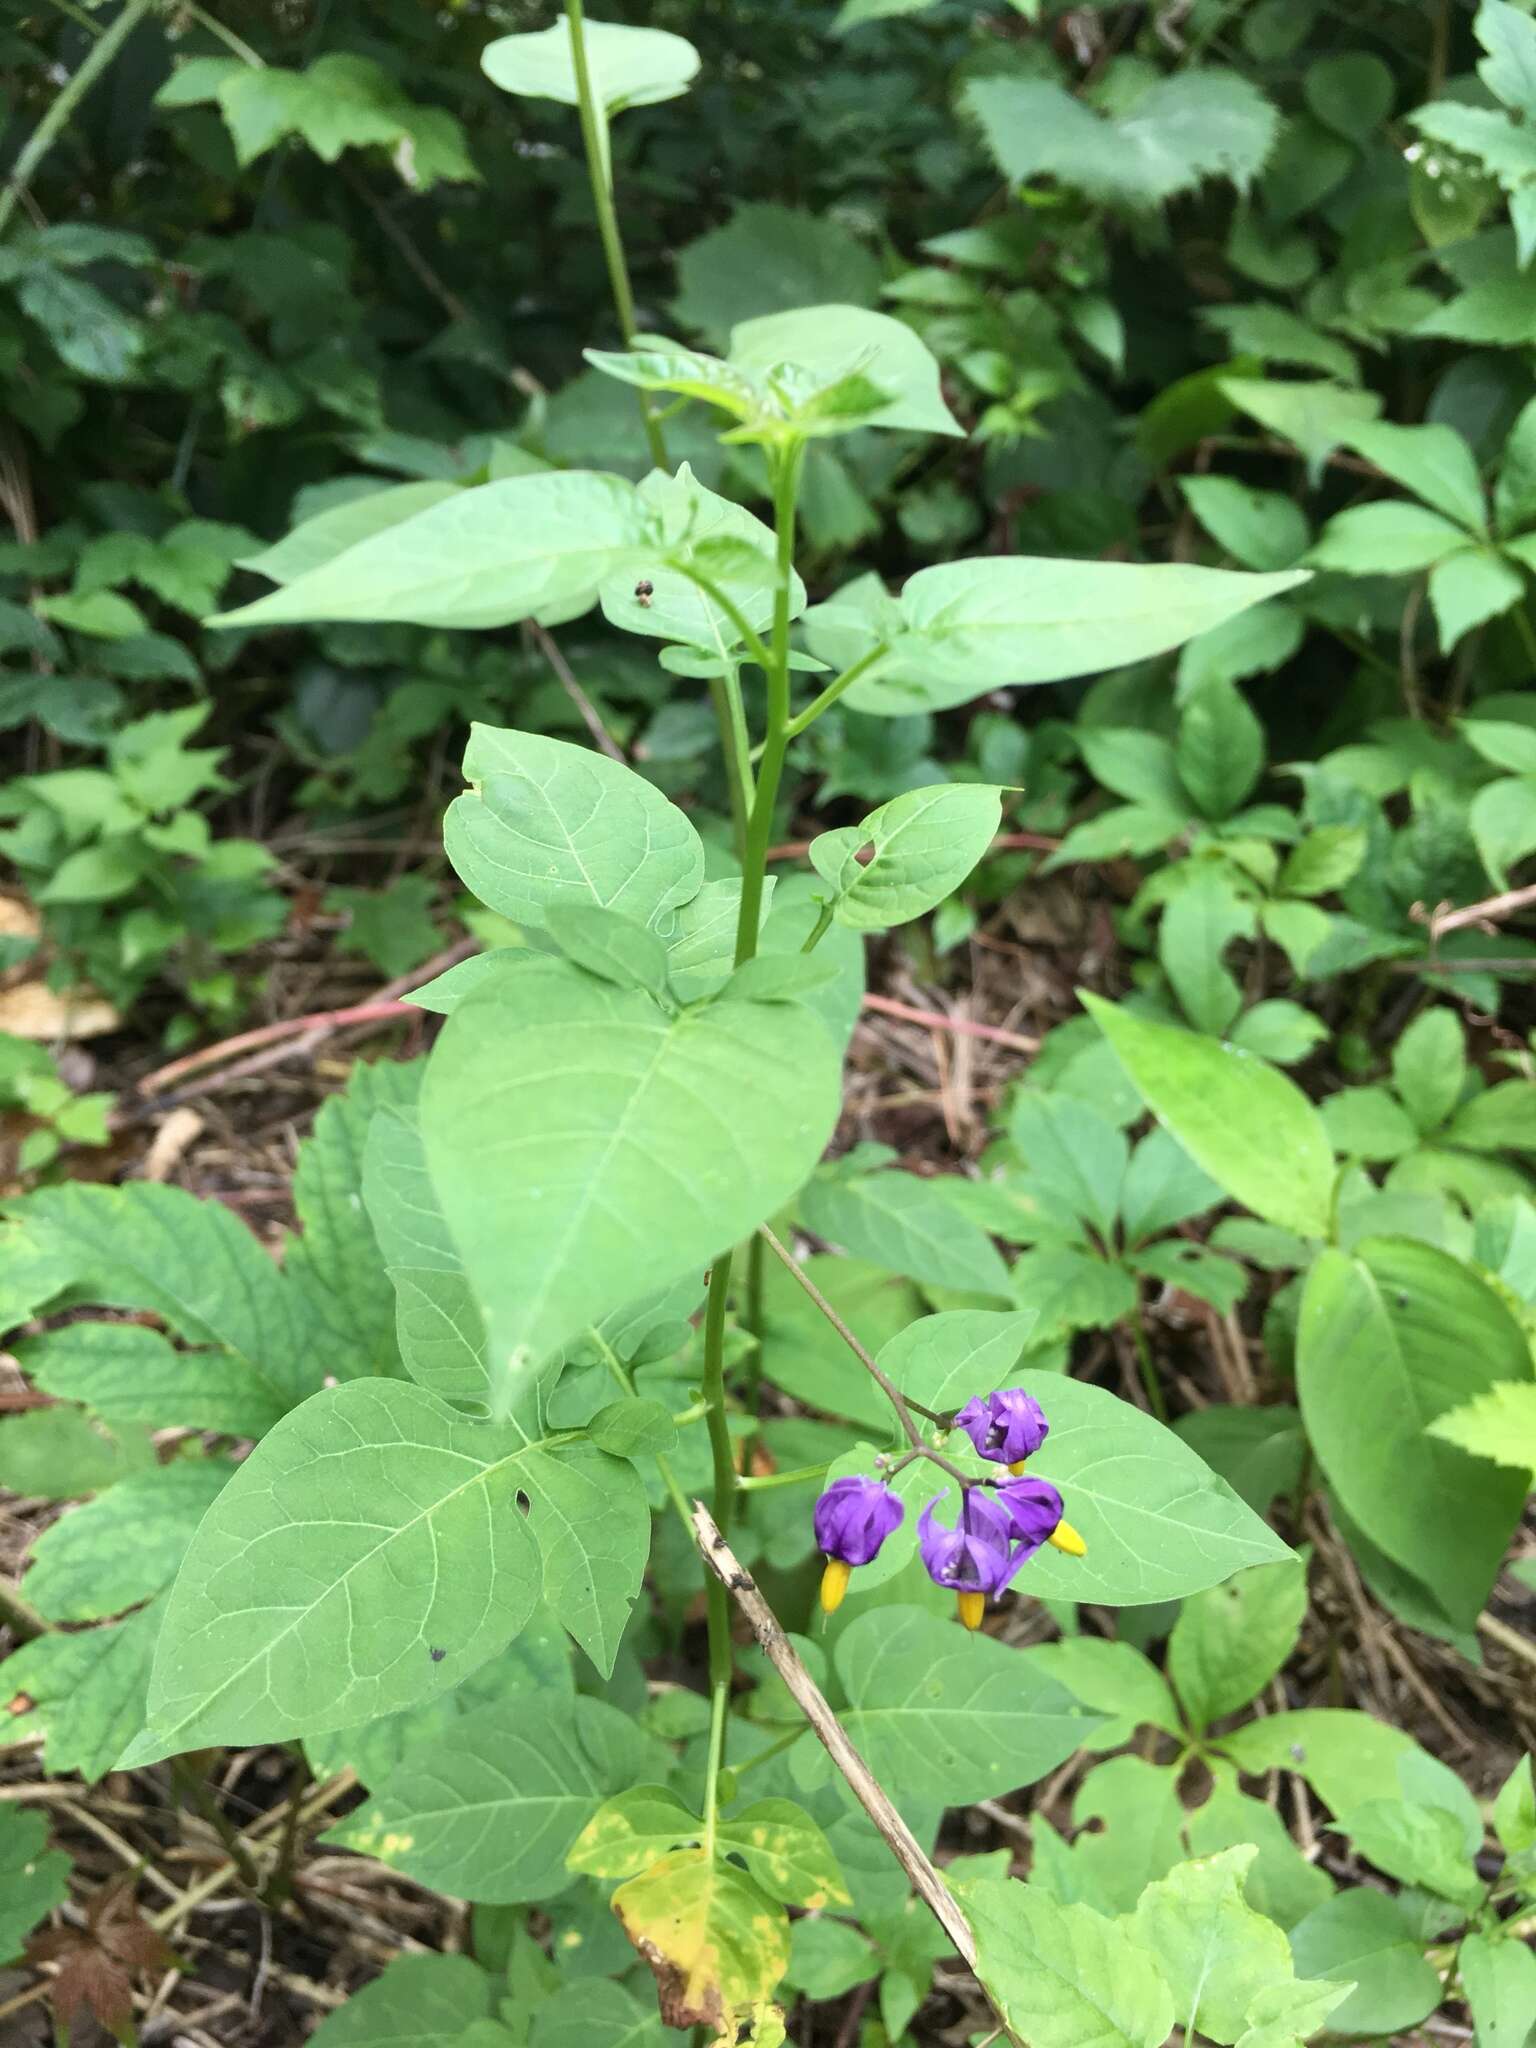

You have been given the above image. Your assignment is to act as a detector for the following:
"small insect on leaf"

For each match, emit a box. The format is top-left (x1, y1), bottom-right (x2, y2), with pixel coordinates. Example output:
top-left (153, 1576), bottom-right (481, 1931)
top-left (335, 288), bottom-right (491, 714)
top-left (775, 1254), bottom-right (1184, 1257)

top-left (429, 1647), bottom-right (446, 1663)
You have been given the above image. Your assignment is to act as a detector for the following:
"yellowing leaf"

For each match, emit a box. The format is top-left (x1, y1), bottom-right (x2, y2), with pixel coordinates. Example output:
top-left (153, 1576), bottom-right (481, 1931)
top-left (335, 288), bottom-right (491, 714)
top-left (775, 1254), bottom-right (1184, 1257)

top-left (612, 1847), bottom-right (789, 2039)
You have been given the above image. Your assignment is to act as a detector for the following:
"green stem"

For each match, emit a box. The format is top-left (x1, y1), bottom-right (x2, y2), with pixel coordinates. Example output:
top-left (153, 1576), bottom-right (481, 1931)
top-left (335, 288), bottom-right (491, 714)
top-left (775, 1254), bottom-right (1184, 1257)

top-left (1514, 604), bottom-right (1536, 674)
top-left (730, 1724), bottom-right (805, 1778)
top-left (671, 562), bottom-right (774, 674)
top-left (701, 1669), bottom-right (731, 1859)
top-left (0, 0), bottom-right (155, 236)
top-left (801, 901), bottom-right (834, 953)
top-left (735, 1461), bottom-right (831, 1492)
top-left (1129, 1293), bottom-right (1168, 1424)
top-left (563, 0), bottom-right (667, 470)
top-left (171, 1759), bottom-right (263, 1893)
top-left (180, 1), bottom-right (264, 66)
top-left (735, 441), bottom-right (805, 968)
top-left (707, 667), bottom-right (752, 863)
top-left (782, 644), bottom-right (890, 740)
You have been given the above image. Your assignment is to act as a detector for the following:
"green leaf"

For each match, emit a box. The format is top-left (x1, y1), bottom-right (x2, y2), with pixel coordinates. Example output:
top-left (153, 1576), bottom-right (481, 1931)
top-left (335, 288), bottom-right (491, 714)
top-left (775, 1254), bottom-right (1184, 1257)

top-left (601, 464), bottom-right (800, 654)
top-left (1459, 1931), bottom-right (1536, 2048)
top-left (0, 1807), bottom-right (70, 1965)
top-left (1219, 379), bottom-right (1382, 483)
top-left (305, 1954), bottom-right (503, 2048)
top-left (588, 1396), bottom-right (678, 1458)
top-left (843, 1372), bottom-right (1292, 1605)
top-left (1288, 1889), bottom-right (1443, 2036)
top-left (1277, 826), bottom-right (1366, 897)
top-left (965, 71), bottom-right (1277, 208)
top-left (1133, 1847), bottom-right (1293, 2046)
top-left (1344, 420), bottom-right (1487, 530)
top-left (1434, 546), bottom-right (1526, 651)
top-left (829, 1609), bottom-right (1098, 1803)
top-left (481, 19), bottom-right (698, 116)
top-left (607, 1849), bottom-right (790, 2032)
top-left (672, 204), bottom-right (882, 350)
top-left (962, 1878), bottom-right (1175, 2048)
top-left (23, 1460), bottom-right (232, 1621)
top-left (0, 1405), bottom-right (152, 1499)
top-left (1179, 477), bottom-right (1309, 571)
top-left (786, 1916), bottom-right (877, 2000)
top-left (1174, 1404), bottom-right (1306, 1514)
top-left (1120, 1127), bottom-right (1224, 1244)
top-left (324, 1693), bottom-right (645, 1903)
top-left (1428, 1380), bottom-right (1536, 1476)
top-left (1228, 1001), bottom-right (1330, 1067)
top-left (214, 472), bottom-right (647, 631)
top-left (19, 1320), bottom-right (285, 1438)
top-left (422, 956), bottom-right (840, 1416)
top-left (1, 1600), bottom-right (163, 1782)
top-left (1305, 52), bottom-right (1394, 135)
top-left (125, 1378), bottom-right (648, 1760)
top-left (798, 1167), bottom-right (1012, 1300)
top-left (1479, 0), bottom-right (1536, 114)
top-left (1495, 1755), bottom-right (1536, 1854)
top-left (1159, 874), bottom-right (1254, 1036)
top-left (1183, 1769), bottom-right (1333, 1932)
top-left (1320, 1085), bottom-right (1419, 1161)
top-left (1336, 1797), bottom-right (1485, 1909)
top-left (1176, 680), bottom-right (1265, 819)
top-left (240, 482), bottom-right (462, 583)
top-left (1444, 1078), bottom-right (1536, 1152)
top-left (1200, 303), bottom-right (1357, 384)
top-left (1216, 1709), bottom-right (1420, 1815)
top-left (10, 1182), bottom-right (312, 1408)
top-left (1298, 1240), bottom-right (1532, 1624)
top-left (1392, 1007), bottom-right (1466, 1133)
top-left (1082, 995), bottom-right (1335, 1238)
top-left (363, 1102), bottom-right (487, 1402)
top-left (1027, 1637), bottom-right (1182, 1750)
top-left (814, 558), bottom-right (1308, 718)
top-left (1167, 1559), bottom-right (1307, 1732)
top-left (546, 904), bottom-right (671, 999)
top-left (529, 1980), bottom-right (665, 2048)
top-left (1011, 1093), bottom-right (1130, 1241)
top-left (1309, 501), bottom-right (1471, 574)
top-left (809, 783), bottom-right (1001, 931)
top-left (284, 1057), bottom-right (417, 1384)
top-left (730, 304), bottom-right (961, 438)
top-left (445, 725), bottom-right (703, 931)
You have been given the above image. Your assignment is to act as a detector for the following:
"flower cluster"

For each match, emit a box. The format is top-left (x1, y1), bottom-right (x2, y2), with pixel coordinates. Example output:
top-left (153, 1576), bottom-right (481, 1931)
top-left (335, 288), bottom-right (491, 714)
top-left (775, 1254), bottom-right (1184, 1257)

top-left (810, 1386), bottom-right (1085, 1627)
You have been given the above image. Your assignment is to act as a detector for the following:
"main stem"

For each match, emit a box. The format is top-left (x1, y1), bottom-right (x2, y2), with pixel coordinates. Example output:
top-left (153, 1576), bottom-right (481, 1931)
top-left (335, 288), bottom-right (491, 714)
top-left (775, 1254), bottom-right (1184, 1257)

top-left (696, 440), bottom-right (807, 1811)
top-left (563, 0), bottom-right (667, 470)
top-left (0, 0), bottom-right (154, 236)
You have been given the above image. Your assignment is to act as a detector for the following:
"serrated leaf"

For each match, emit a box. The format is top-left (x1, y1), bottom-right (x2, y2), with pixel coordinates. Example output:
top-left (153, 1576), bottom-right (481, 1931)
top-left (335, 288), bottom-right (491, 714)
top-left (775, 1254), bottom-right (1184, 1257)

top-left (2, 1601), bottom-right (163, 1783)
top-left (963, 1878), bottom-right (1175, 2048)
top-left (18, 1321), bottom-right (285, 1438)
top-left (23, 1460), bottom-right (232, 1621)
top-left (1427, 1380), bottom-right (1536, 1476)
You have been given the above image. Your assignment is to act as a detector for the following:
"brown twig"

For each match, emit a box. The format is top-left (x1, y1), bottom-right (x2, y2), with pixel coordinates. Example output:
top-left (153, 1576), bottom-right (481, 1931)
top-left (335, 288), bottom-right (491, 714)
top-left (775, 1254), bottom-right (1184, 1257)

top-left (526, 621), bottom-right (626, 762)
top-left (690, 1503), bottom-right (982, 1975)
top-left (861, 993), bottom-right (1039, 1056)
top-left (1420, 882), bottom-right (1536, 943)
top-left (134, 938), bottom-right (475, 1097)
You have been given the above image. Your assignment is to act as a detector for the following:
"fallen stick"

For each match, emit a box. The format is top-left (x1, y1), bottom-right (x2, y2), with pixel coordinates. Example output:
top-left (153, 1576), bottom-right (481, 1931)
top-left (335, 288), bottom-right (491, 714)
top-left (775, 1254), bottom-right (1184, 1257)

top-left (690, 1500), bottom-right (979, 1970)
top-left (861, 992), bottom-right (1038, 1054)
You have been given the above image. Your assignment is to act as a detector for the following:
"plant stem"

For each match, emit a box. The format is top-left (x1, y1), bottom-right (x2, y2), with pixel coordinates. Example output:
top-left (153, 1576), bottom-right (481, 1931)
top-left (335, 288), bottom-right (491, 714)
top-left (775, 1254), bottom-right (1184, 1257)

top-left (170, 1759), bottom-right (263, 1893)
top-left (801, 901), bottom-right (834, 953)
top-left (671, 562), bottom-right (774, 674)
top-left (735, 442), bottom-right (806, 967)
top-left (735, 1461), bottom-right (831, 1492)
top-left (782, 644), bottom-right (891, 739)
top-left (757, 1226), bottom-right (965, 1483)
top-left (706, 668), bottom-right (752, 861)
top-left (1129, 1293), bottom-right (1168, 1423)
top-left (563, 0), bottom-right (667, 469)
top-left (0, 0), bottom-right (155, 236)
top-left (701, 1668), bottom-right (730, 1859)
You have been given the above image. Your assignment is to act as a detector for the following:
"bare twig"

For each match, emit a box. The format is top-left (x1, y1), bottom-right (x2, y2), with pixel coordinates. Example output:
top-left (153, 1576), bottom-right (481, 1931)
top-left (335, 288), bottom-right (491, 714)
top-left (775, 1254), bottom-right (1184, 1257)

top-left (1420, 882), bottom-right (1536, 943)
top-left (861, 993), bottom-right (1039, 1056)
top-left (691, 1503), bottom-right (981, 1974)
top-left (526, 621), bottom-right (626, 762)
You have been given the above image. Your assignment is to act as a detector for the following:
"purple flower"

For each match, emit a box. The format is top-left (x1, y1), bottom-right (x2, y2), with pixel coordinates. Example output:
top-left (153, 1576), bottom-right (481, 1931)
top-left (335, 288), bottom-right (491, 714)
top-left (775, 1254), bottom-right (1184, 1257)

top-left (995, 1474), bottom-right (1065, 1556)
top-left (917, 1487), bottom-right (1028, 1597)
top-left (955, 1388), bottom-right (1050, 1468)
top-left (814, 1474), bottom-right (904, 1615)
top-left (814, 1475), bottom-right (904, 1565)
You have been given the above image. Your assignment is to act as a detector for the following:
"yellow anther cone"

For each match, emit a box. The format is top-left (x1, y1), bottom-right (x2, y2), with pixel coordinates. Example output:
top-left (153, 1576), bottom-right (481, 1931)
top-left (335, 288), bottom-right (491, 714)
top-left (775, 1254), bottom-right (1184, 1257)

top-left (1049, 1520), bottom-right (1087, 1557)
top-left (820, 1558), bottom-right (851, 1613)
top-left (1008, 1459), bottom-right (1029, 1475)
top-left (957, 1591), bottom-right (986, 1630)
